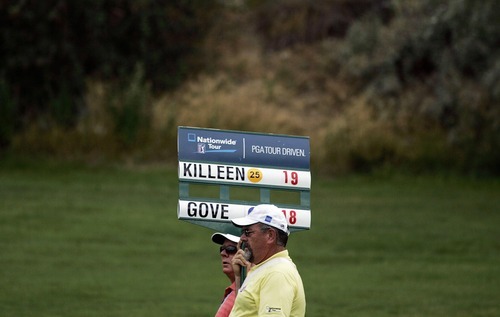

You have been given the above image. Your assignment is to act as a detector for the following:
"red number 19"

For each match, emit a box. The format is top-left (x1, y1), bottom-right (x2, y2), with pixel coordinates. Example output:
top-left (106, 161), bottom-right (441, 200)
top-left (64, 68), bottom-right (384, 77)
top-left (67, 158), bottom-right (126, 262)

top-left (283, 171), bottom-right (298, 185)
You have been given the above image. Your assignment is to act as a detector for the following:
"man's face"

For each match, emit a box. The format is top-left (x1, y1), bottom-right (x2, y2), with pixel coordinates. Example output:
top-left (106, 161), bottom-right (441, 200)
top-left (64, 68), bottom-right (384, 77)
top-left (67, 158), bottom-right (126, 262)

top-left (220, 240), bottom-right (237, 278)
top-left (240, 223), bottom-right (270, 264)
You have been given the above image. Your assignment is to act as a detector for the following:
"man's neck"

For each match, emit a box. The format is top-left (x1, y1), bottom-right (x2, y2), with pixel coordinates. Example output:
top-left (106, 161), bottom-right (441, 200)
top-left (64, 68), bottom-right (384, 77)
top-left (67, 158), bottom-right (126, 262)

top-left (255, 246), bottom-right (285, 265)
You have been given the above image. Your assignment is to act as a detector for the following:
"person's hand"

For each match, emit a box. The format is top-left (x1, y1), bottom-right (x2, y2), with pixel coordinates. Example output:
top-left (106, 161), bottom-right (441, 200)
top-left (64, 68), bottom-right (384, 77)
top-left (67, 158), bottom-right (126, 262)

top-left (231, 249), bottom-right (252, 277)
top-left (232, 241), bottom-right (253, 290)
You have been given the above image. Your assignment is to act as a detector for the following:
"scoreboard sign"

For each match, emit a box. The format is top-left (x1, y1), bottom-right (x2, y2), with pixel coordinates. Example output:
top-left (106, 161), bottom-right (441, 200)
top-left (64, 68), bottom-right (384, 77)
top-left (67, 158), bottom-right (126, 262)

top-left (179, 162), bottom-right (311, 189)
top-left (177, 126), bottom-right (311, 235)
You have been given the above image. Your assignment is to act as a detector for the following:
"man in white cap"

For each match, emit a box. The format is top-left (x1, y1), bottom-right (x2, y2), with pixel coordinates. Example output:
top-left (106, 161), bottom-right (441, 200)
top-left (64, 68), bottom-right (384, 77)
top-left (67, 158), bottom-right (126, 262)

top-left (211, 232), bottom-right (240, 317)
top-left (229, 204), bottom-right (306, 317)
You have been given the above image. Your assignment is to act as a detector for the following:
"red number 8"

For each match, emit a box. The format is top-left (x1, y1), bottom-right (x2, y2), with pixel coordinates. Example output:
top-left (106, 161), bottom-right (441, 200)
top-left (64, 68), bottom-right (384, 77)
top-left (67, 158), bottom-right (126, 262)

top-left (282, 209), bottom-right (297, 225)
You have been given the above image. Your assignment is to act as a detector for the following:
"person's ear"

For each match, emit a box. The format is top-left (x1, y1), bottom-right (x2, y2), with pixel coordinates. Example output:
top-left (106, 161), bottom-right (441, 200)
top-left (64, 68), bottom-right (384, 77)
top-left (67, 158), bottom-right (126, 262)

top-left (266, 228), bottom-right (277, 243)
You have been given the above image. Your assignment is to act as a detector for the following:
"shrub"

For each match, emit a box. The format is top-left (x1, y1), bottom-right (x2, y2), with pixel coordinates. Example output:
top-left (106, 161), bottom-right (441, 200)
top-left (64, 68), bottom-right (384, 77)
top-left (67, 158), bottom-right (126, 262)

top-left (327, 0), bottom-right (500, 175)
top-left (323, 100), bottom-right (401, 174)
top-left (0, 0), bottom-right (220, 135)
top-left (106, 65), bottom-right (151, 148)
top-left (252, 0), bottom-right (393, 50)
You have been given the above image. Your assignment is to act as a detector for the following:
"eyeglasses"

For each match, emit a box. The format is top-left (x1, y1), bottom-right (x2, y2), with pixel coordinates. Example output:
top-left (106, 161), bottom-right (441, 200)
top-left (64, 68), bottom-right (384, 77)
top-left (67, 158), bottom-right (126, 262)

top-left (242, 229), bottom-right (256, 237)
top-left (242, 226), bottom-right (271, 237)
top-left (219, 245), bottom-right (237, 254)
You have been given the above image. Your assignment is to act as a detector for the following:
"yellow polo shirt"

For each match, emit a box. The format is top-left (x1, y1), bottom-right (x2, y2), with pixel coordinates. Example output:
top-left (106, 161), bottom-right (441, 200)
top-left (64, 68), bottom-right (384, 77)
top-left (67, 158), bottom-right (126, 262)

top-left (229, 250), bottom-right (306, 317)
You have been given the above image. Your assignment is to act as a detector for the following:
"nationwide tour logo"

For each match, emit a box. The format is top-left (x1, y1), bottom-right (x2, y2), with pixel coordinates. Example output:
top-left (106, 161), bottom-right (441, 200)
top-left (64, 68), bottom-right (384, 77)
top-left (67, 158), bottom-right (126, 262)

top-left (187, 132), bottom-right (238, 154)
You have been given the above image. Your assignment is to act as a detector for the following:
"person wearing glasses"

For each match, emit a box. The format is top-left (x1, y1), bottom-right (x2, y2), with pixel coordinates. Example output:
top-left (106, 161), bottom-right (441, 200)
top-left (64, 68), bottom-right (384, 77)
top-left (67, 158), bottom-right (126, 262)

top-left (211, 232), bottom-right (241, 317)
top-left (229, 204), bottom-right (306, 317)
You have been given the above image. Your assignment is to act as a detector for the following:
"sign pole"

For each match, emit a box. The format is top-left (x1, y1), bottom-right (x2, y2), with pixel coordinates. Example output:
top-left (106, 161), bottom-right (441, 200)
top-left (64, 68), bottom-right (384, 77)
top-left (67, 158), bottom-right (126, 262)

top-left (241, 266), bottom-right (247, 286)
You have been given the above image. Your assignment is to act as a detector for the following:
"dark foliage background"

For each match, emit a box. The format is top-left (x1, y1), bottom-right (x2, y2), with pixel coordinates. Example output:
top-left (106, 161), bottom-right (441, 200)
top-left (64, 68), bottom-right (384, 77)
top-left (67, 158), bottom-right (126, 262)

top-left (0, 0), bottom-right (498, 176)
top-left (0, 0), bottom-right (219, 146)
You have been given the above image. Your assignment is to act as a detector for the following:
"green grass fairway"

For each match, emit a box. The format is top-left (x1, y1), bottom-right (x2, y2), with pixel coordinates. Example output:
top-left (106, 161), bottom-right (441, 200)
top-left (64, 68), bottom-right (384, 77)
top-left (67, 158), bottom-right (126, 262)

top-left (1, 161), bottom-right (499, 316)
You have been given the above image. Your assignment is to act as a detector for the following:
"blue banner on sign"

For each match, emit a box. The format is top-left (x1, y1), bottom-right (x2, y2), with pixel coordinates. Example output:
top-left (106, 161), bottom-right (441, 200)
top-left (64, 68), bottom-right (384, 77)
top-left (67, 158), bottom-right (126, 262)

top-left (178, 127), bottom-right (310, 169)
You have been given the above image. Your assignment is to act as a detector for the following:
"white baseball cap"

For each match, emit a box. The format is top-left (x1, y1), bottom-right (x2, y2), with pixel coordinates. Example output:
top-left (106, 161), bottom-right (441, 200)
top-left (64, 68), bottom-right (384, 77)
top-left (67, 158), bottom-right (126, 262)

top-left (231, 204), bottom-right (289, 235)
top-left (211, 232), bottom-right (240, 245)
